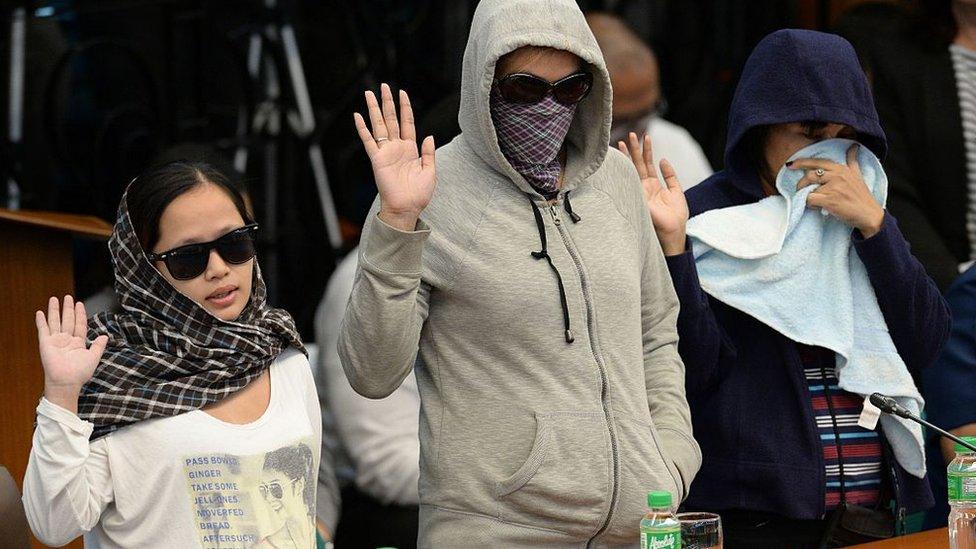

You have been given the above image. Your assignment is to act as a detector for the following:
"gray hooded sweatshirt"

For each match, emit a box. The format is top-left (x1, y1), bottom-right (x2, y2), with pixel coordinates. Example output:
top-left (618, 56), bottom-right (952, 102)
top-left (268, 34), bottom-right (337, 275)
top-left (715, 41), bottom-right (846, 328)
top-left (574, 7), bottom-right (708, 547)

top-left (338, 0), bottom-right (701, 546)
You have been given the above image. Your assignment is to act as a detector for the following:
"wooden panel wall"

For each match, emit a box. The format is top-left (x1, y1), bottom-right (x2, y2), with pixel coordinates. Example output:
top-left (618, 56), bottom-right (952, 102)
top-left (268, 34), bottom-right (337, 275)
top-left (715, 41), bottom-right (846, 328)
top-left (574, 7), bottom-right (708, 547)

top-left (0, 220), bottom-right (82, 548)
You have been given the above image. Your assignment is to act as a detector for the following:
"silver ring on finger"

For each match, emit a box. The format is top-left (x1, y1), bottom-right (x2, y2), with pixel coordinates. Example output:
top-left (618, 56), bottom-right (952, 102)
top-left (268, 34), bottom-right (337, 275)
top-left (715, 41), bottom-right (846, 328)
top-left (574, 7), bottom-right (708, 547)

top-left (375, 137), bottom-right (389, 143)
top-left (815, 168), bottom-right (825, 179)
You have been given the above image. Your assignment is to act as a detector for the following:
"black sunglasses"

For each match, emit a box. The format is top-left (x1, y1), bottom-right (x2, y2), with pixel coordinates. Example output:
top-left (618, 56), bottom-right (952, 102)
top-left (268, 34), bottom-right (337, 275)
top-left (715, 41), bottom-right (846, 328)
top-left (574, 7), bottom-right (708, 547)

top-left (147, 224), bottom-right (259, 280)
top-left (259, 478), bottom-right (299, 500)
top-left (495, 71), bottom-right (593, 106)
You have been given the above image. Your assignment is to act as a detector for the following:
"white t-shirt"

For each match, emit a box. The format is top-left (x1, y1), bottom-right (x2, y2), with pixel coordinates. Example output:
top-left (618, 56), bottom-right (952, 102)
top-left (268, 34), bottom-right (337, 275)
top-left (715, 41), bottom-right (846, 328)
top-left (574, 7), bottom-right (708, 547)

top-left (23, 348), bottom-right (322, 549)
top-left (647, 116), bottom-right (713, 190)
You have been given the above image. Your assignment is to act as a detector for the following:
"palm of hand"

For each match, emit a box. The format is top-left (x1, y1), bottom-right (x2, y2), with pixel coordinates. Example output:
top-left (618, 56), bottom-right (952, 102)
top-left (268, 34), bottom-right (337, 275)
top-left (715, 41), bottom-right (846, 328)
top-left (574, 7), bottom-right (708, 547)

top-left (41, 331), bottom-right (100, 386)
top-left (618, 133), bottom-right (689, 236)
top-left (645, 179), bottom-right (689, 235)
top-left (372, 140), bottom-right (435, 215)
top-left (36, 296), bottom-right (107, 391)
top-left (354, 84), bottom-right (437, 221)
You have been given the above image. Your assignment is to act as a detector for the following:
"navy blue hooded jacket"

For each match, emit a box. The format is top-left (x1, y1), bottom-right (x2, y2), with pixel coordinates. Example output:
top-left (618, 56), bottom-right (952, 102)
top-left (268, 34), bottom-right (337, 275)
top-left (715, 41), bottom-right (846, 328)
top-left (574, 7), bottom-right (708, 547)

top-left (665, 29), bottom-right (949, 520)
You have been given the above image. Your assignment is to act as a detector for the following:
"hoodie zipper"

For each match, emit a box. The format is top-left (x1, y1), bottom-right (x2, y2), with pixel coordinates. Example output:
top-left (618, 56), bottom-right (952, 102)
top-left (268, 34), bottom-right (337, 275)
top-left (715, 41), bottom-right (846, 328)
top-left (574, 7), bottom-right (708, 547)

top-left (547, 202), bottom-right (621, 546)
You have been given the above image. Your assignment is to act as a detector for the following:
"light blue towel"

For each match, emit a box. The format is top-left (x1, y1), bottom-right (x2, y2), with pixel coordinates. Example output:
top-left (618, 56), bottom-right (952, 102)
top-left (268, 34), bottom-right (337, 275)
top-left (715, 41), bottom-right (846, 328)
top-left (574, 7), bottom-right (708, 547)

top-left (686, 138), bottom-right (926, 478)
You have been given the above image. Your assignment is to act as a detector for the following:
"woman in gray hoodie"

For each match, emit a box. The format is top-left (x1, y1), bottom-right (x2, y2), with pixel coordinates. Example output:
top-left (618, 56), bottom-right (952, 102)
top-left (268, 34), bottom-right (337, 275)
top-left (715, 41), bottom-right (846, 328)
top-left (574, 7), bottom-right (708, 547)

top-left (338, 0), bottom-right (700, 546)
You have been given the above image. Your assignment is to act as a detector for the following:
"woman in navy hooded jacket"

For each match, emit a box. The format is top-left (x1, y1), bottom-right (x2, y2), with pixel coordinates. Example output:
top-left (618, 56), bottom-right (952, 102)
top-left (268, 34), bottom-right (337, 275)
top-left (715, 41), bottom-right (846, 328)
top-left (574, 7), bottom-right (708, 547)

top-left (618, 29), bottom-right (950, 546)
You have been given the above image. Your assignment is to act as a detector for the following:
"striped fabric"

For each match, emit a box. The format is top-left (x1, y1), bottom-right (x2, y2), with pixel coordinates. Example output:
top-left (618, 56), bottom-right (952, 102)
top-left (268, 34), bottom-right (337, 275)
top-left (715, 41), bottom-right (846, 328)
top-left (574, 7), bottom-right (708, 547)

top-left (798, 345), bottom-right (883, 509)
top-left (950, 44), bottom-right (976, 260)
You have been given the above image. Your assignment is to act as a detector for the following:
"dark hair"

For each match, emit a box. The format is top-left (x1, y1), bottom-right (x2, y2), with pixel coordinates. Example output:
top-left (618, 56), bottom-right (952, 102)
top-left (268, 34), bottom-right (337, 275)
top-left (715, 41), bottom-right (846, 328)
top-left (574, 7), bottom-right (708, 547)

top-left (151, 142), bottom-right (247, 196)
top-left (743, 125), bottom-right (774, 188)
top-left (126, 161), bottom-right (253, 252)
top-left (744, 121), bottom-right (852, 188)
top-left (263, 443), bottom-right (315, 513)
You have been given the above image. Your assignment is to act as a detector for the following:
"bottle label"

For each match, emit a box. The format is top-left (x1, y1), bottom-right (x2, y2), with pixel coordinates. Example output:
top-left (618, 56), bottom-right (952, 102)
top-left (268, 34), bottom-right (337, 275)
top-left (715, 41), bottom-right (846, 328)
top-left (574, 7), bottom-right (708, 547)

top-left (948, 472), bottom-right (976, 501)
top-left (641, 530), bottom-right (680, 549)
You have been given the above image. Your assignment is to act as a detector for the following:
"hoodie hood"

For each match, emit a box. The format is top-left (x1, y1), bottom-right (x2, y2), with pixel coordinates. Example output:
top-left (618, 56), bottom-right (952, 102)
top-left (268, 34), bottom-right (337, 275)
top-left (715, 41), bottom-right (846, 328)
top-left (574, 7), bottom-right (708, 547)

top-left (458, 0), bottom-right (613, 197)
top-left (723, 29), bottom-right (886, 199)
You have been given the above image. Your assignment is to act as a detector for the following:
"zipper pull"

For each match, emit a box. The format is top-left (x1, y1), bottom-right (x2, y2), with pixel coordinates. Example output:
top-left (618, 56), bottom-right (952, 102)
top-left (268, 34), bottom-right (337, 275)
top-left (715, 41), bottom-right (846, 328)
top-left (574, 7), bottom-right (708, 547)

top-left (549, 204), bottom-right (561, 226)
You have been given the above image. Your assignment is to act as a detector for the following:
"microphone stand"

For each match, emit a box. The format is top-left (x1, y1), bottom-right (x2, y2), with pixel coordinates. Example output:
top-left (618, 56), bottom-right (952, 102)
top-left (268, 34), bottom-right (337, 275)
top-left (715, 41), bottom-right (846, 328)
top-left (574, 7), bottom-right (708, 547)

top-left (870, 393), bottom-right (976, 453)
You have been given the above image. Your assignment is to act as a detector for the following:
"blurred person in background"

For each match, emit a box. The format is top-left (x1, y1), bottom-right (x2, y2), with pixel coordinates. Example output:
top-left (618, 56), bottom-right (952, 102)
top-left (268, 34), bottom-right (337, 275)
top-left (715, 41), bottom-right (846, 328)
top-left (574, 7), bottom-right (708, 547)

top-left (837, 0), bottom-right (976, 528)
top-left (838, 0), bottom-right (976, 290)
top-left (315, 247), bottom-right (421, 548)
top-left (921, 262), bottom-right (976, 529)
top-left (587, 11), bottom-right (713, 190)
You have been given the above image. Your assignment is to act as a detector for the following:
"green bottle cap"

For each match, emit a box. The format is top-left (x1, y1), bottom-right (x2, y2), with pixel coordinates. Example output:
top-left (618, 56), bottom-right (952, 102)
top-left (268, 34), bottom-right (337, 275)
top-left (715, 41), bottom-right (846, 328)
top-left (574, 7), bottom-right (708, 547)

top-left (956, 436), bottom-right (976, 453)
top-left (647, 490), bottom-right (672, 508)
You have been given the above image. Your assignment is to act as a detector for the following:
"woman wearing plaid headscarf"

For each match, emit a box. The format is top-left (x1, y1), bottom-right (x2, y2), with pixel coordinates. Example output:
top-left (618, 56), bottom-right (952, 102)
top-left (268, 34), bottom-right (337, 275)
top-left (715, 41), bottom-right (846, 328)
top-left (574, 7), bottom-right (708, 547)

top-left (22, 162), bottom-right (338, 548)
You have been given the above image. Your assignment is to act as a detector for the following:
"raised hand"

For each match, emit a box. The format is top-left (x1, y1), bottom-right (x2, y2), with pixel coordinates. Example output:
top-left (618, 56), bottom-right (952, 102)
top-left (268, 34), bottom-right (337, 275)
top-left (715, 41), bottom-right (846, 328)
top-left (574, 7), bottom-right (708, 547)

top-left (618, 132), bottom-right (689, 256)
top-left (354, 83), bottom-right (436, 231)
top-left (791, 143), bottom-right (885, 238)
top-left (35, 295), bottom-right (108, 413)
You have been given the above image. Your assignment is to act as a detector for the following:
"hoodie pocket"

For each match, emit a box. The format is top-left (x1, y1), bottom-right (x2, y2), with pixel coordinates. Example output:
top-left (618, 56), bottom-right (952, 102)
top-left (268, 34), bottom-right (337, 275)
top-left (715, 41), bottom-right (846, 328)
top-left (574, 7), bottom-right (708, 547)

top-left (492, 411), bottom-right (611, 537)
top-left (611, 414), bottom-right (682, 537)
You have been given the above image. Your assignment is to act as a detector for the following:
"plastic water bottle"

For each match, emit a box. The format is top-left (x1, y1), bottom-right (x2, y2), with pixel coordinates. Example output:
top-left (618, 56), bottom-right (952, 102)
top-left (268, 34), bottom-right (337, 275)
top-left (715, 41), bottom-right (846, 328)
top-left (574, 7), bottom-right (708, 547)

top-left (949, 436), bottom-right (976, 549)
top-left (641, 491), bottom-right (681, 549)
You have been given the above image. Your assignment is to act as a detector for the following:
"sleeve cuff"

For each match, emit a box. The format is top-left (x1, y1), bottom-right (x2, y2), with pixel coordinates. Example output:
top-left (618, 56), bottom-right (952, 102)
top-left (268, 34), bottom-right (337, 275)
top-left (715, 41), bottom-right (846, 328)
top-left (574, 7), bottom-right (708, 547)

top-left (361, 214), bottom-right (431, 276)
top-left (37, 397), bottom-right (94, 437)
top-left (852, 212), bottom-right (892, 242)
top-left (852, 213), bottom-right (912, 276)
top-left (664, 243), bottom-right (709, 311)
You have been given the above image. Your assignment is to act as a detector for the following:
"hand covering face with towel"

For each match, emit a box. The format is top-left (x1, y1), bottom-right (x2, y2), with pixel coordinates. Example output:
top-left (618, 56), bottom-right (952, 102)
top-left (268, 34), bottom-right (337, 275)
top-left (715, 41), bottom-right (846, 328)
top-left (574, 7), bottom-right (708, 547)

top-left (687, 137), bottom-right (926, 478)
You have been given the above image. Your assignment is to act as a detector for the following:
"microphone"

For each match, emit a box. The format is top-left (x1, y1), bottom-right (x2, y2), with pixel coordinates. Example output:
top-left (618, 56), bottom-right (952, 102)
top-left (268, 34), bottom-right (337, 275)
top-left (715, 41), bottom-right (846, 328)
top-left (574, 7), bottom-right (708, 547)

top-left (870, 393), bottom-right (976, 453)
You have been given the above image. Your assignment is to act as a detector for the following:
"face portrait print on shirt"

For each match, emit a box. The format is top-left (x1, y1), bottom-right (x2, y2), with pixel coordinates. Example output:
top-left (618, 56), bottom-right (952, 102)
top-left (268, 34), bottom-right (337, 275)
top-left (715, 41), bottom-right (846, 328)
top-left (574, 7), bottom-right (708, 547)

top-left (183, 441), bottom-right (314, 549)
top-left (257, 445), bottom-right (315, 549)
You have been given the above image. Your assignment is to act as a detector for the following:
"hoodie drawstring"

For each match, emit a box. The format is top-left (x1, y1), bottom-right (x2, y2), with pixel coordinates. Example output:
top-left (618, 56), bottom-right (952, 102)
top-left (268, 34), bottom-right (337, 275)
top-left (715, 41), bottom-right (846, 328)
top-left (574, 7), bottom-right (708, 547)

top-left (564, 191), bottom-right (582, 223)
top-left (529, 200), bottom-right (575, 343)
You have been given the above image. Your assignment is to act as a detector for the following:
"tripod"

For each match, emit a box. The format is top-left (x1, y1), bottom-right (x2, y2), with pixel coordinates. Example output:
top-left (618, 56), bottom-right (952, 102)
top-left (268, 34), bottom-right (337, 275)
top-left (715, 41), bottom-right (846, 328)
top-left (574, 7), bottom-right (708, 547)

top-left (232, 0), bottom-right (342, 300)
top-left (3, 2), bottom-right (26, 209)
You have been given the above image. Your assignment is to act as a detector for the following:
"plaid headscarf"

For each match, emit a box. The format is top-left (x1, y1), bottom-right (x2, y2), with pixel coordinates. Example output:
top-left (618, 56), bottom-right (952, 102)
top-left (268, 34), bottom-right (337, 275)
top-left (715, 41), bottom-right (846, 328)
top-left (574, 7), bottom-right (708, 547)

top-left (490, 87), bottom-right (577, 197)
top-left (80, 190), bottom-right (304, 440)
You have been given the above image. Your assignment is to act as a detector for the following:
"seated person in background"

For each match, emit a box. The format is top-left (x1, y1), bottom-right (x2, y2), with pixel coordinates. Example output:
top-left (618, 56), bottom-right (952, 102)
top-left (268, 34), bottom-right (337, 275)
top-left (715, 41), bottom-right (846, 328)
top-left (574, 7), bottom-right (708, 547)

top-left (619, 29), bottom-right (950, 546)
top-left (314, 246), bottom-right (421, 549)
top-left (836, 1), bottom-right (976, 290)
top-left (586, 11), bottom-right (712, 189)
top-left (22, 161), bottom-right (338, 547)
top-left (922, 263), bottom-right (976, 529)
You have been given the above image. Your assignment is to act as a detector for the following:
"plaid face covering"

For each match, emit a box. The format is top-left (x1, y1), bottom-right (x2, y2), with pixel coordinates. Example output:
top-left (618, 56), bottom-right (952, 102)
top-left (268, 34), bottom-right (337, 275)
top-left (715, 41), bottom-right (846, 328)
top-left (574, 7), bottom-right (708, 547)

top-left (490, 87), bottom-right (577, 197)
top-left (79, 191), bottom-right (305, 440)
